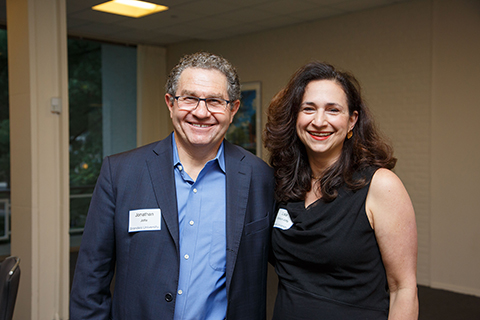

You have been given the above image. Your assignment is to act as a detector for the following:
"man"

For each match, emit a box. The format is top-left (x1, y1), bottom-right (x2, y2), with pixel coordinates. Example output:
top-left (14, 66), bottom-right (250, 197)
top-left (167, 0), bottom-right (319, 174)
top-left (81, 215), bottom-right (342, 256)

top-left (70, 52), bottom-right (276, 319)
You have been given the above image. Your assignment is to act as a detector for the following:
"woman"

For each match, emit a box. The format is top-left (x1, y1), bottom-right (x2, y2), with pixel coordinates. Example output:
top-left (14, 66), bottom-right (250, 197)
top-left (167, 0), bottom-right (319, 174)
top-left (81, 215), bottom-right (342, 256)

top-left (264, 62), bottom-right (418, 319)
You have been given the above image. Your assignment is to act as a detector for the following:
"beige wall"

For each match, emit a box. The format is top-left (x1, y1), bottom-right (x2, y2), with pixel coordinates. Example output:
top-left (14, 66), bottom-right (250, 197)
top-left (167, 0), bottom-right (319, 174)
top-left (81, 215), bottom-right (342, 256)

top-left (431, 0), bottom-right (480, 295)
top-left (8, 0), bottom-right (70, 319)
top-left (166, 0), bottom-right (480, 296)
top-left (137, 45), bottom-right (172, 146)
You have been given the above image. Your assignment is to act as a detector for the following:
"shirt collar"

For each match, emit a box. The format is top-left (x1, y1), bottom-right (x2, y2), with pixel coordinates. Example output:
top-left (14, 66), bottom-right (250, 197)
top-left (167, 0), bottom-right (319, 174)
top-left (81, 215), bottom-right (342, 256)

top-left (172, 134), bottom-right (226, 173)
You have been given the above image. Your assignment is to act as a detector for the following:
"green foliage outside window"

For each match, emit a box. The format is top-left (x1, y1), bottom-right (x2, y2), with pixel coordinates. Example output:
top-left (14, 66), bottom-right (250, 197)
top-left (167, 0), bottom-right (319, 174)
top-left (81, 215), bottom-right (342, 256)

top-left (68, 38), bottom-right (103, 230)
top-left (68, 39), bottom-right (102, 189)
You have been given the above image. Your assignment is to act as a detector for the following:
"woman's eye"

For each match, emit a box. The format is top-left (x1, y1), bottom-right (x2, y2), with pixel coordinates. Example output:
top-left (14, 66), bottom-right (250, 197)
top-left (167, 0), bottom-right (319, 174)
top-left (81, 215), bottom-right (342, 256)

top-left (327, 107), bottom-right (340, 113)
top-left (301, 106), bottom-right (315, 112)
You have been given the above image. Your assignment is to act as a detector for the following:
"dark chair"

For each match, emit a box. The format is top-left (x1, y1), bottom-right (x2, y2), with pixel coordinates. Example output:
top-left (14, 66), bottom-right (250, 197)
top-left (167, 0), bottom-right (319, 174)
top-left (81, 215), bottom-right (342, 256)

top-left (0, 256), bottom-right (21, 320)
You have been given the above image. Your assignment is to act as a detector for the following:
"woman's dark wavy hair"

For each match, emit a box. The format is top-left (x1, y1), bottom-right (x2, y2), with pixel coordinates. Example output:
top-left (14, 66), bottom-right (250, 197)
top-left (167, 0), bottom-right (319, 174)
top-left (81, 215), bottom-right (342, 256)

top-left (264, 62), bottom-right (396, 203)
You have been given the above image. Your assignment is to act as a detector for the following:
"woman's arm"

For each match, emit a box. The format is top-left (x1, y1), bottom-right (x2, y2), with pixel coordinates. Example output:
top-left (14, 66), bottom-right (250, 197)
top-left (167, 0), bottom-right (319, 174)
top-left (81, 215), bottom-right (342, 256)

top-left (366, 168), bottom-right (418, 320)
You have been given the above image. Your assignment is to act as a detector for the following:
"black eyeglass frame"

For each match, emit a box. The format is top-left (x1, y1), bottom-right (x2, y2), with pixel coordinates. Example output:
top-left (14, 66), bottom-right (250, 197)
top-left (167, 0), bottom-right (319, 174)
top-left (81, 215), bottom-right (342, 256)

top-left (174, 95), bottom-right (231, 112)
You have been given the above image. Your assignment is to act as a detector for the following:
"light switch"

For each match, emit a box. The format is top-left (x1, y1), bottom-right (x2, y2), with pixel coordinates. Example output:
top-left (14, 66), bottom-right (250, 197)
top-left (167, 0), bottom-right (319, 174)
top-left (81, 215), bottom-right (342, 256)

top-left (51, 97), bottom-right (61, 114)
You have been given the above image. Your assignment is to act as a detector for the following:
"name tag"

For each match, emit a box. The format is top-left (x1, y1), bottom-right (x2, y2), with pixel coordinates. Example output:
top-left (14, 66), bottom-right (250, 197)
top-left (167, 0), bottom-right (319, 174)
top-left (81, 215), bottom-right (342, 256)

top-left (129, 208), bottom-right (161, 232)
top-left (273, 208), bottom-right (293, 230)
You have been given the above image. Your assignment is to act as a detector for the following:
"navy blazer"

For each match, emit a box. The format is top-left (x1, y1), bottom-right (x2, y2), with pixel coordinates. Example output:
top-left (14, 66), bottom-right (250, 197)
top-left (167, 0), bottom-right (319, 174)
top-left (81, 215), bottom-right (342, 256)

top-left (70, 134), bottom-right (276, 320)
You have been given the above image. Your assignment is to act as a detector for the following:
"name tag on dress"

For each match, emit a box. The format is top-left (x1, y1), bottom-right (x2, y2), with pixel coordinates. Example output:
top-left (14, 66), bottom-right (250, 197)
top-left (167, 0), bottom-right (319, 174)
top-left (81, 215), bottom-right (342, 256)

top-left (128, 208), bottom-right (161, 232)
top-left (273, 208), bottom-right (293, 230)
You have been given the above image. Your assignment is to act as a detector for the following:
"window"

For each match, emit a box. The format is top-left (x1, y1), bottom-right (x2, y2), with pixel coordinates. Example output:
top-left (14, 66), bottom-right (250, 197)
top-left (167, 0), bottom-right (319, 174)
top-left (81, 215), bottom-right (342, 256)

top-left (68, 39), bottom-right (103, 236)
top-left (68, 38), bottom-right (137, 247)
top-left (0, 35), bottom-right (138, 255)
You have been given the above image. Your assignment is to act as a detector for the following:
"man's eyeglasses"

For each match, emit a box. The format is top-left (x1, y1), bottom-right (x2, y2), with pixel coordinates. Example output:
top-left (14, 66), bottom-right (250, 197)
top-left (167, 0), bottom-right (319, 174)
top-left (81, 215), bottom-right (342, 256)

top-left (174, 96), bottom-right (231, 114)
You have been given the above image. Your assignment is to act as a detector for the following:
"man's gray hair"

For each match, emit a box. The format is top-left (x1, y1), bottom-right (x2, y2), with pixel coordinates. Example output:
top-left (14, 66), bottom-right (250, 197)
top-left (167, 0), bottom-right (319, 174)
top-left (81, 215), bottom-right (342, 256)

top-left (165, 52), bottom-right (241, 103)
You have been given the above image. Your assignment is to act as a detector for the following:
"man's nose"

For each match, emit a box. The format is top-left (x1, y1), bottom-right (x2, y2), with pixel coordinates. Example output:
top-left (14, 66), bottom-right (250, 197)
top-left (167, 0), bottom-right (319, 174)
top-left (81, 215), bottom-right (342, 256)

top-left (192, 99), bottom-right (210, 117)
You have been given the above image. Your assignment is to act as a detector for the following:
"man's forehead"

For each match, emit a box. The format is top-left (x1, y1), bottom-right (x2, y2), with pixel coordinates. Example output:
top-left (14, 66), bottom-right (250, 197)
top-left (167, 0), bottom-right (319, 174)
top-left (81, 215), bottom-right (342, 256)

top-left (177, 68), bottom-right (229, 95)
top-left (179, 67), bottom-right (226, 79)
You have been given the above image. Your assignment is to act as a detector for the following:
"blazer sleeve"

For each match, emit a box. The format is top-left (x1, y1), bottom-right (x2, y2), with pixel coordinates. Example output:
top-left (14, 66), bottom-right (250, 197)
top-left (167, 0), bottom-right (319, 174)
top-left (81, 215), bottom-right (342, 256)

top-left (70, 157), bottom-right (117, 320)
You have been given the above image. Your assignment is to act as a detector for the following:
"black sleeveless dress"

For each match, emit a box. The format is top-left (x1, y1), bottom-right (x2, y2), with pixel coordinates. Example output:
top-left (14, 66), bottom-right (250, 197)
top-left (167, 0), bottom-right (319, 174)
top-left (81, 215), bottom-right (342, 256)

top-left (271, 167), bottom-right (389, 319)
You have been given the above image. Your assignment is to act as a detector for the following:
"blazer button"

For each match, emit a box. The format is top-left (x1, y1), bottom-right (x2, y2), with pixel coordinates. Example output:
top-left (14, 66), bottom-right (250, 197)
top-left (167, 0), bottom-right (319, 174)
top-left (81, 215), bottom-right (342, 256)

top-left (165, 293), bottom-right (173, 302)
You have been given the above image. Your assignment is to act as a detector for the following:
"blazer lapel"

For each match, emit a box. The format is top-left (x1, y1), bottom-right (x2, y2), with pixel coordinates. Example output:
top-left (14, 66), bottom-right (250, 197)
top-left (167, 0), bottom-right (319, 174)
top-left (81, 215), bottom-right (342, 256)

top-left (224, 141), bottom-right (251, 294)
top-left (145, 135), bottom-right (180, 250)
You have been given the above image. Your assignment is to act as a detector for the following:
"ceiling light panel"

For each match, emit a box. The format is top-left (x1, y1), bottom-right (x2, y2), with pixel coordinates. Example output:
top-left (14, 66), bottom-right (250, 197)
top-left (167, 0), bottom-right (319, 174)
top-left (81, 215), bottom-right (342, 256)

top-left (92, 0), bottom-right (168, 18)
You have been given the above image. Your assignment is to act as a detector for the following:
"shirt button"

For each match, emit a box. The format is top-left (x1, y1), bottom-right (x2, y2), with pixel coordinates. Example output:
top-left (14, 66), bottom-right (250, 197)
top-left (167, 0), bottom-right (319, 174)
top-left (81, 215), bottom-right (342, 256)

top-left (184, 254), bottom-right (189, 260)
top-left (178, 289), bottom-right (183, 295)
top-left (165, 293), bottom-right (173, 302)
top-left (189, 220), bottom-right (194, 226)
top-left (178, 165), bottom-right (183, 171)
top-left (193, 188), bottom-right (197, 193)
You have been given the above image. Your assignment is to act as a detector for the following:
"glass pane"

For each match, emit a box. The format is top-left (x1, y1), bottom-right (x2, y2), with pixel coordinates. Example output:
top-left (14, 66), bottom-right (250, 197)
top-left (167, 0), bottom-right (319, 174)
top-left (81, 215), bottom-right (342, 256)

top-left (68, 39), bottom-right (136, 240)
top-left (68, 38), bottom-right (102, 234)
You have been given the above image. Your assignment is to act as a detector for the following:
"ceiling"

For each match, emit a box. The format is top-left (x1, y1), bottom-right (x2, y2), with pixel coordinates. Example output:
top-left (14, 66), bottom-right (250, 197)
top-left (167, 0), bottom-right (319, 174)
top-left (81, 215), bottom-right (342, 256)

top-left (0, 0), bottom-right (409, 47)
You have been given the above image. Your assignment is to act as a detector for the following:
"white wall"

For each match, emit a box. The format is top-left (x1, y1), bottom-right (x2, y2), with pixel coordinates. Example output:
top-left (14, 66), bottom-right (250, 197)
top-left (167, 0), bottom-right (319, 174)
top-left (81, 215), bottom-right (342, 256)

top-left (165, 0), bottom-right (480, 297)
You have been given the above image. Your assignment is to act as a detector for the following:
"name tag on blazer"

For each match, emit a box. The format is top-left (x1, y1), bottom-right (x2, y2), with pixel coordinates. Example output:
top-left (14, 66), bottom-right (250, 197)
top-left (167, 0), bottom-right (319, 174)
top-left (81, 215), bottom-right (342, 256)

top-left (128, 208), bottom-right (161, 232)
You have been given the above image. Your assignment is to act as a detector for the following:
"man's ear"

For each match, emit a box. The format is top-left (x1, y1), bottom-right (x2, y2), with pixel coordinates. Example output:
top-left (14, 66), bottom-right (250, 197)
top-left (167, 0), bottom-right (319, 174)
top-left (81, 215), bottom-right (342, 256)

top-left (165, 94), bottom-right (174, 116)
top-left (229, 100), bottom-right (240, 123)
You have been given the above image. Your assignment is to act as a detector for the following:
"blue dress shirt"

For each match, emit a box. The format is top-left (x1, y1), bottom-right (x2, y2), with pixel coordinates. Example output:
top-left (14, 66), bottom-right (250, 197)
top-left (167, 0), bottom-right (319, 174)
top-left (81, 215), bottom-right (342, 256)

top-left (172, 135), bottom-right (227, 320)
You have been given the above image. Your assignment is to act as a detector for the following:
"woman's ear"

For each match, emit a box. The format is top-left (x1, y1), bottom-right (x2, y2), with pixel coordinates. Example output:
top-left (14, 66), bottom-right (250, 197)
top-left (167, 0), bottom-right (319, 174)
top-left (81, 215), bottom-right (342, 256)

top-left (349, 110), bottom-right (359, 130)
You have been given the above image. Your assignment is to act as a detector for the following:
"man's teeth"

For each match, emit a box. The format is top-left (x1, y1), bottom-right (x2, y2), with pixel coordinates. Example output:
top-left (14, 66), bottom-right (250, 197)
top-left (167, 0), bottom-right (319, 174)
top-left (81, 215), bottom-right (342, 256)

top-left (193, 124), bottom-right (210, 128)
